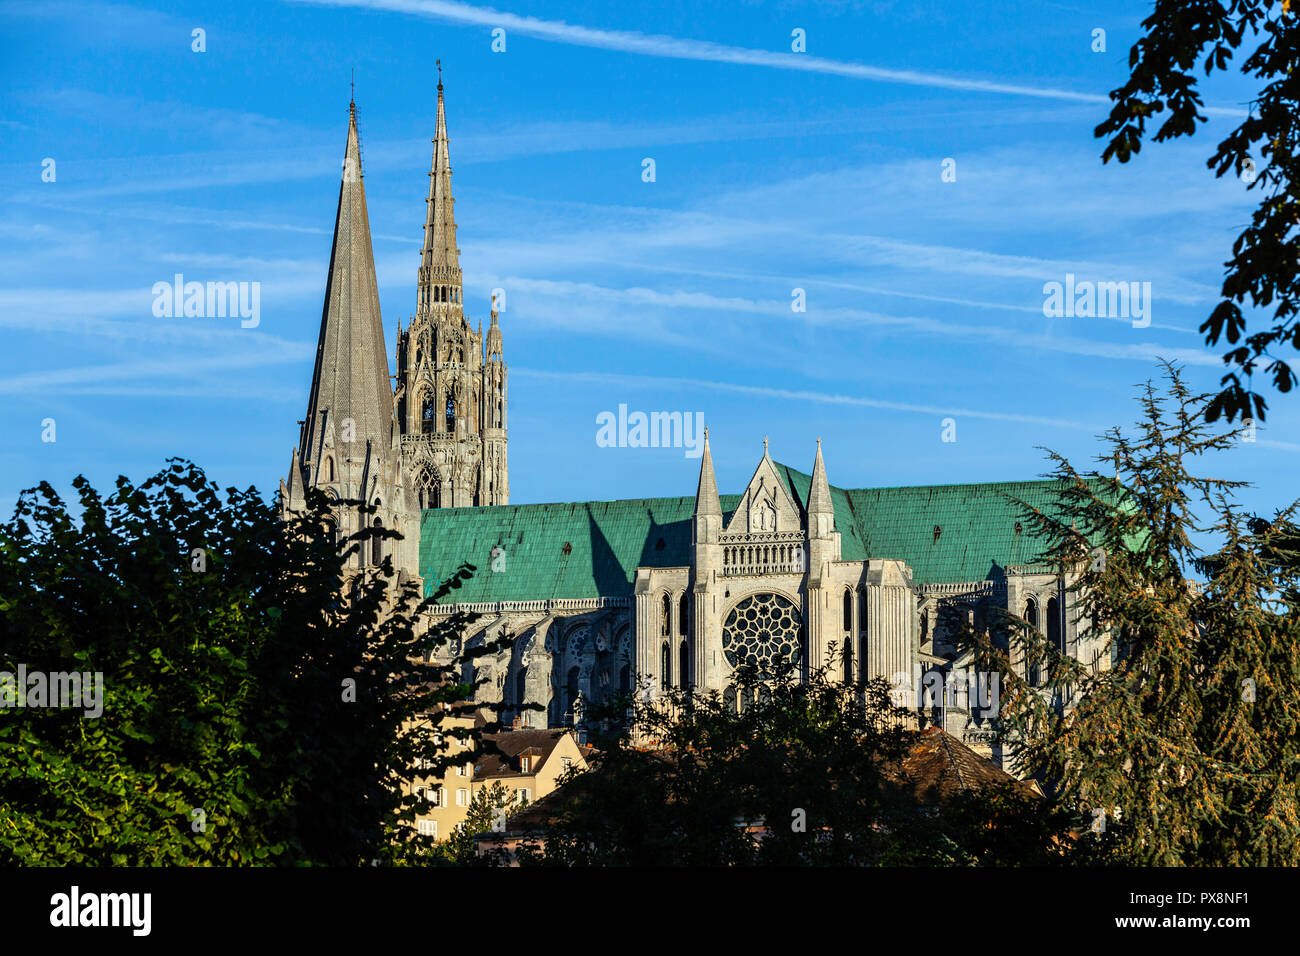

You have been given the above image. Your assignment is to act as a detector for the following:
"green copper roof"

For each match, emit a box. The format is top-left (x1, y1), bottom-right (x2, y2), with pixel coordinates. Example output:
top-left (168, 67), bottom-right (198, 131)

top-left (419, 464), bottom-right (1084, 602)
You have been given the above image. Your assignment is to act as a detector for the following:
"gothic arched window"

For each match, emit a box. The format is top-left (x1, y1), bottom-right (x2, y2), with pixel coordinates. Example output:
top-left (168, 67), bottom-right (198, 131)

top-left (445, 393), bottom-right (455, 433)
top-left (372, 517), bottom-right (384, 566)
top-left (566, 667), bottom-right (580, 724)
top-left (661, 642), bottom-right (672, 690)
top-left (661, 593), bottom-right (671, 637)
top-left (678, 593), bottom-right (689, 638)
top-left (418, 474), bottom-right (440, 510)
top-left (1047, 596), bottom-right (1062, 654)
top-left (842, 588), bottom-right (852, 632)
top-left (679, 639), bottom-right (690, 690)
top-left (421, 395), bottom-right (436, 435)
top-left (1025, 598), bottom-right (1040, 685)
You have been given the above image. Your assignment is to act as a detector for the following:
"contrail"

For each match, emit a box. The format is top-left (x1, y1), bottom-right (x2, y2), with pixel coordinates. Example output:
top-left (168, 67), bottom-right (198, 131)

top-left (292, 0), bottom-right (1246, 117)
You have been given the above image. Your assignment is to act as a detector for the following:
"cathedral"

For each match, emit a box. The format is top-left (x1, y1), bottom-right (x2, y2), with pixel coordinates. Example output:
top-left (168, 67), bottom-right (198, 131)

top-left (280, 78), bottom-right (1102, 768)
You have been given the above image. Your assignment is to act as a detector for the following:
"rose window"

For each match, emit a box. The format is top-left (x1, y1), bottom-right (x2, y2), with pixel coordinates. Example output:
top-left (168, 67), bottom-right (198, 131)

top-left (722, 593), bottom-right (802, 668)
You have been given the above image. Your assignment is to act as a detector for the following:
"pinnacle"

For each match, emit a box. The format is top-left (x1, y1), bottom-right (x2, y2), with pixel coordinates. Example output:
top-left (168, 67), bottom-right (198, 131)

top-left (808, 438), bottom-right (833, 516)
top-left (695, 431), bottom-right (722, 517)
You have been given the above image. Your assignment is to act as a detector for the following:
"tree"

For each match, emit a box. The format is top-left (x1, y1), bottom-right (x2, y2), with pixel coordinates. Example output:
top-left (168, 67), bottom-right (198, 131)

top-left (438, 781), bottom-right (515, 865)
top-left (967, 364), bottom-right (1300, 864)
top-left (1096, 2), bottom-right (1299, 423)
top-left (0, 459), bottom-right (508, 865)
top-left (514, 660), bottom-right (1060, 866)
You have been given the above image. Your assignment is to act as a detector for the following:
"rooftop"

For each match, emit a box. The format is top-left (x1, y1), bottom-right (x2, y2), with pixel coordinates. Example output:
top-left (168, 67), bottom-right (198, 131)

top-left (419, 463), bottom-right (1093, 602)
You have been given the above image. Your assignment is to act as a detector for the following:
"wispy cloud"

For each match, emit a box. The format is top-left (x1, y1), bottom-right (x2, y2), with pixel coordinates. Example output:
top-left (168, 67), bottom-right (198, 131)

top-left (293, 0), bottom-right (1247, 117)
top-left (0, 351), bottom-right (310, 395)
top-left (514, 367), bottom-right (1103, 432)
top-left (486, 274), bottom-right (1221, 368)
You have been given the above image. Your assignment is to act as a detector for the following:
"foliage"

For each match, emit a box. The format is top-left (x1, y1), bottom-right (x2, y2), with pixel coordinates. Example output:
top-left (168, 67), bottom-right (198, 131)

top-left (0, 459), bottom-right (507, 865)
top-left (437, 781), bottom-right (515, 865)
top-left (513, 661), bottom-right (1061, 866)
top-left (964, 364), bottom-right (1300, 864)
top-left (1096, 1), bottom-right (1300, 422)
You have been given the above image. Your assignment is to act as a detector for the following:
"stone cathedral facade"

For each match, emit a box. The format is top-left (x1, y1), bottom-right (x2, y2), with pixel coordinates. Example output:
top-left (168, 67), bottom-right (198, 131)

top-left (282, 81), bottom-right (1103, 769)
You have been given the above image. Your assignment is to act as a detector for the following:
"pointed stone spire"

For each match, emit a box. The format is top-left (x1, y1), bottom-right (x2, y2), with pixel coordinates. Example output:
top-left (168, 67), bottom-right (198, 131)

top-left (298, 101), bottom-right (393, 487)
top-left (418, 62), bottom-right (462, 317)
top-left (694, 427), bottom-right (722, 517)
top-left (808, 436), bottom-right (833, 520)
top-left (486, 299), bottom-right (503, 362)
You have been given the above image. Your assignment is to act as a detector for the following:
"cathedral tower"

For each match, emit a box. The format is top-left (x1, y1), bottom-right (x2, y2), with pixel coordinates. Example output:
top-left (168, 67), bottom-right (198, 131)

top-left (281, 99), bottom-right (419, 580)
top-left (395, 69), bottom-right (508, 509)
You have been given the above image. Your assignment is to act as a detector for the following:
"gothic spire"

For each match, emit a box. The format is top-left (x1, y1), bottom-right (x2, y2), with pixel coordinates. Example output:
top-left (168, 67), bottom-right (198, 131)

top-left (298, 101), bottom-right (393, 485)
top-left (418, 64), bottom-right (461, 316)
top-left (694, 428), bottom-right (722, 517)
top-left (486, 300), bottom-right (503, 362)
top-left (808, 437), bottom-right (833, 519)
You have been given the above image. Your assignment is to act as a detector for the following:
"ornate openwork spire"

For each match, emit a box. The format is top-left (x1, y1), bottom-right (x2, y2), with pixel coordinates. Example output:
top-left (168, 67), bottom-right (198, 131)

top-left (417, 65), bottom-right (461, 316)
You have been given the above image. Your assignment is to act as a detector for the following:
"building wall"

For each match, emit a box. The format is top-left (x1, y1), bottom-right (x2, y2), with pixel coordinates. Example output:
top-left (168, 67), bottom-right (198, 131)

top-left (418, 454), bottom-right (1097, 779)
top-left (406, 713), bottom-right (478, 842)
top-left (408, 726), bottom-right (589, 842)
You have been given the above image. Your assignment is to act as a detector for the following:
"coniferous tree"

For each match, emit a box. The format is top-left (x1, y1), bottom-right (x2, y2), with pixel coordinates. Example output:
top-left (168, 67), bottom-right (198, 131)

top-left (965, 365), bottom-right (1300, 865)
top-left (438, 781), bottom-right (514, 865)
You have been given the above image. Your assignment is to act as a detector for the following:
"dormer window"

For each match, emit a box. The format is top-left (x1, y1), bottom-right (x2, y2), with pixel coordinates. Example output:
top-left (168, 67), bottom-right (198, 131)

top-left (520, 756), bottom-right (531, 773)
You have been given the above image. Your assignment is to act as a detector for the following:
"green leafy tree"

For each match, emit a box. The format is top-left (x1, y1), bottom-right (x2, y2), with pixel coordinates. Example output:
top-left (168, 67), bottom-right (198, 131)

top-left (515, 660), bottom-right (1060, 866)
top-left (0, 459), bottom-right (508, 865)
top-left (1096, 1), bottom-right (1300, 422)
top-left (438, 781), bottom-right (515, 865)
top-left (968, 365), bottom-right (1300, 864)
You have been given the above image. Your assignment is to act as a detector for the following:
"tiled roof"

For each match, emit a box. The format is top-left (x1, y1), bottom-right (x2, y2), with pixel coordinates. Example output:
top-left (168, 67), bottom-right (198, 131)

top-left (887, 727), bottom-right (1040, 805)
top-left (474, 728), bottom-right (571, 780)
top-left (419, 464), bottom-right (1094, 601)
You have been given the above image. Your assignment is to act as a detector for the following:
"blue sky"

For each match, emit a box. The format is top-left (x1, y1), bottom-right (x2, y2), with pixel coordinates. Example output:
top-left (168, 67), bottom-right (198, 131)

top-left (3, 0), bottom-right (1296, 526)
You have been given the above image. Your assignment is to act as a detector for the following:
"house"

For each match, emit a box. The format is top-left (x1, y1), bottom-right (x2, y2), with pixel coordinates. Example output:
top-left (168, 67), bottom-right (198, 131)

top-left (408, 713), bottom-right (591, 842)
